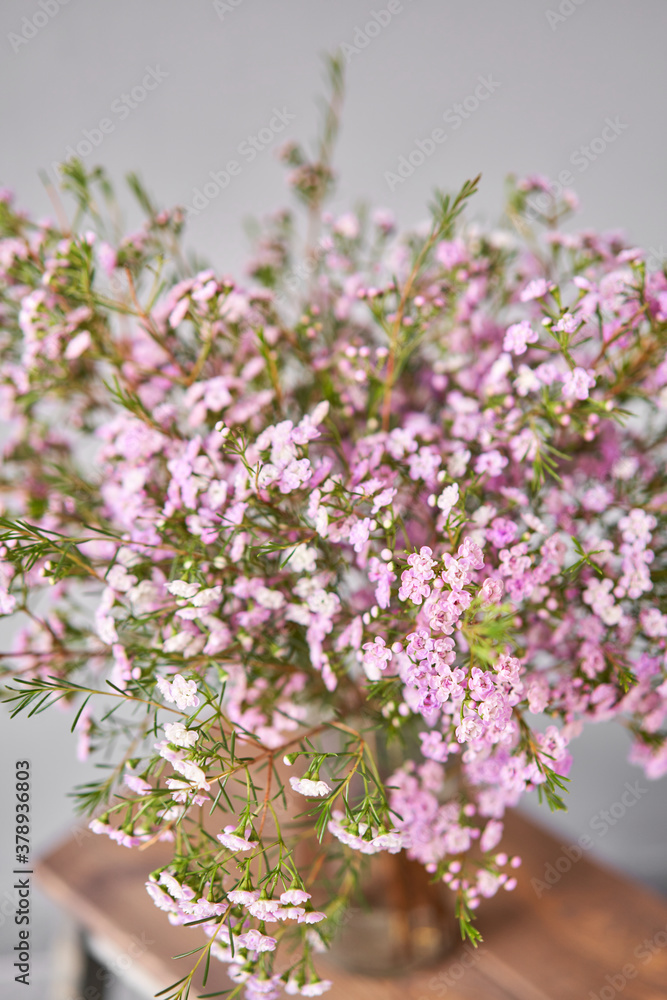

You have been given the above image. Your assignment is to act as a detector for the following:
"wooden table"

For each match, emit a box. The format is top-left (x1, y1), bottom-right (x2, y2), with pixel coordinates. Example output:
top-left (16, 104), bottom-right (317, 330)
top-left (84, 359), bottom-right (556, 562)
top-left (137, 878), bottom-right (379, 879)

top-left (36, 809), bottom-right (667, 999)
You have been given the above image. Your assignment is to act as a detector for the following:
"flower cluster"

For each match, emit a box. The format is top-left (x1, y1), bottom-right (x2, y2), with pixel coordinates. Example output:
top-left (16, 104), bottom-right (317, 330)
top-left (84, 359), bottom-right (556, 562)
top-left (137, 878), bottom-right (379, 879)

top-left (1, 97), bottom-right (666, 998)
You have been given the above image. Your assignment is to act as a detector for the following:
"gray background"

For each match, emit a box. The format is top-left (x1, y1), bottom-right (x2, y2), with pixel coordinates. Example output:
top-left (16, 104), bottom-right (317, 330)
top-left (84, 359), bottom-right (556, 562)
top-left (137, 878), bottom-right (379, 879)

top-left (0, 1), bottom-right (666, 997)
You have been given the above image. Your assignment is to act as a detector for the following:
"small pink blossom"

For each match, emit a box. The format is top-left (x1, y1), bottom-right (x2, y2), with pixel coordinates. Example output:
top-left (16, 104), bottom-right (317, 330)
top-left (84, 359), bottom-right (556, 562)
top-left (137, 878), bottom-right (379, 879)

top-left (248, 897), bottom-right (284, 922)
top-left (279, 905), bottom-right (306, 920)
top-left (64, 329), bottom-right (92, 360)
top-left (562, 367), bottom-right (596, 401)
top-left (217, 826), bottom-right (258, 851)
top-left (289, 776), bottom-right (332, 797)
top-left (124, 773), bottom-right (151, 795)
top-left (553, 312), bottom-right (578, 334)
top-left (519, 278), bottom-right (550, 301)
top-left (98, 241), bottom-right (117, 275)
top-left (298, 910), bottom-right (327, 924)
top-left (0, 589), bottom-right (16, 615)
top-left (227, 889), bottom-right (261, 905)
top-left (157, 673), bottom-right (200, 710)
top-left (164, 722), bottom-right (198, 747)
top-left (474, 450), bottom-right (508, 477)
top-left (481, 577), bottom-right (504, 604)
top-left (456, 714), bottom-right (485, 743)
top-left (89, 818), bottom-right (112, 836)
top-left (172, 759), bottom-right (210, 790)
top-left (280, 888), bottom-right (311, 905)
top-left (167, 579), bottom-right (200, 598)
top-left (436, 483), bottom-right (459, 518)
top-left (301, 981), bottom-right (333, 996)
top-left (480, 819), bottom-right (504, 852)
top-left (368, 556), bottom-right (396, 610)
top-left (503, 320), bottom-right (538, 355)
top-left (361, 636), bottom-right (393, 680)
top-left (398, 546), bottom-right (436, 604)
top-left (349, 517), bottom-right (372, 553)
top-left (237, 929), bottom-right (277, 953)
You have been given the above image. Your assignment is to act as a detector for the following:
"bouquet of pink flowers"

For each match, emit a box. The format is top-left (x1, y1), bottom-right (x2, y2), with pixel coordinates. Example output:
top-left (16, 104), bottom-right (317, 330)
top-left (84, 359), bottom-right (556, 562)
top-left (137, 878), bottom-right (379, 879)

top-left (1, 65), bottom-right (666, 1000)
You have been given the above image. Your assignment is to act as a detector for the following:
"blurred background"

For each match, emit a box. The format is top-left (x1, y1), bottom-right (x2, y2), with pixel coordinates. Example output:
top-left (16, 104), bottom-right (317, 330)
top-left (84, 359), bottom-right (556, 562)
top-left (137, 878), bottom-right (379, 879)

top-left (0, 1), bottom-right (666, 996)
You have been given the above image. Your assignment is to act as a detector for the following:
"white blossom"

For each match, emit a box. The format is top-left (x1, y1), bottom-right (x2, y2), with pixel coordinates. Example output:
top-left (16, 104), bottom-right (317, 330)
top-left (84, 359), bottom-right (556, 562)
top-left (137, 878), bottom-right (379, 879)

top-left (289, 776), bottom-right (332, 797)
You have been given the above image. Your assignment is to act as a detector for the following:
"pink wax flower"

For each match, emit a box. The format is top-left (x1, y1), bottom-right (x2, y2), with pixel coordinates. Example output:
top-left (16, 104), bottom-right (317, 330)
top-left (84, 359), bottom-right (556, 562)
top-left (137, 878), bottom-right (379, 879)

top-left (2, 150), bottom-right (666, 994)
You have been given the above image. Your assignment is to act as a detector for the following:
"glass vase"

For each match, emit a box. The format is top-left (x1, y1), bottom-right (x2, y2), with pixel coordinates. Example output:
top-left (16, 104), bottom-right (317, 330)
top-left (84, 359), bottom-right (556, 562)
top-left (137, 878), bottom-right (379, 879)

top-left (325, 847), bottom-right (458, 976)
